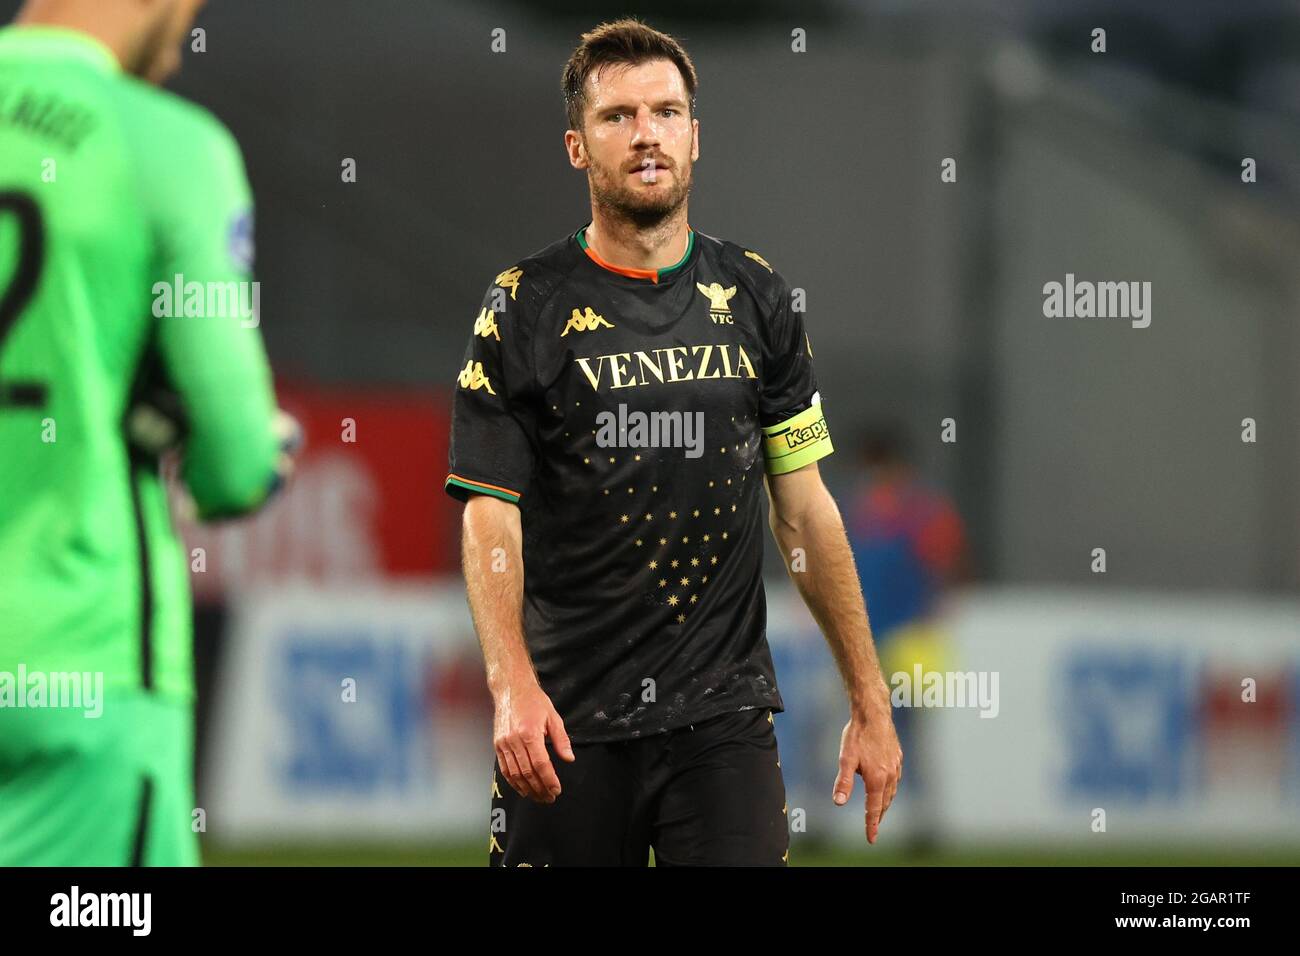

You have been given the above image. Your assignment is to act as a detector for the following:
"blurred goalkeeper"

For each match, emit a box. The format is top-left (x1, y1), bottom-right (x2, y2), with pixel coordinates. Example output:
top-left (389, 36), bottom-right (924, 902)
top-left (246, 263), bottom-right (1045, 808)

top-left (0, 0), bottom-right (297, 865)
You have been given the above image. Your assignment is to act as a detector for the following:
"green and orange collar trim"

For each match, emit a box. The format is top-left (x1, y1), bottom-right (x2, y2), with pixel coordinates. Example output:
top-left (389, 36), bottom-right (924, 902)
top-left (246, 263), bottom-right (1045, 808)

top-left (575, 224), bottom-right (694, 283)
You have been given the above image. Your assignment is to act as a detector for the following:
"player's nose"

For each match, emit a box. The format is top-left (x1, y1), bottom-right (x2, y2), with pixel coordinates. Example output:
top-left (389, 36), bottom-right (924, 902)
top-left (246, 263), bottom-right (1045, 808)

top-left (629, 108), bottom-right (661, 146)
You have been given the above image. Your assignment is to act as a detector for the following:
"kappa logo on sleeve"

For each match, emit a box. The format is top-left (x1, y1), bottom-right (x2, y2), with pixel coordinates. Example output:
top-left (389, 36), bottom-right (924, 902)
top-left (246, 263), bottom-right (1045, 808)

top-left (495, 266), bottom-right (523, 300)
top-left (474, 307), bottom-right (501, 340)
top-left (457, 360), bottom-right (496, 394)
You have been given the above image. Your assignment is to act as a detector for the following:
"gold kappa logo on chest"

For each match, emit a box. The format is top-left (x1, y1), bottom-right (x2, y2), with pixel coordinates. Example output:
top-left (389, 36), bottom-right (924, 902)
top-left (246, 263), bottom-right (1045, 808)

top-left (561, 306), bottom-right (615, 336)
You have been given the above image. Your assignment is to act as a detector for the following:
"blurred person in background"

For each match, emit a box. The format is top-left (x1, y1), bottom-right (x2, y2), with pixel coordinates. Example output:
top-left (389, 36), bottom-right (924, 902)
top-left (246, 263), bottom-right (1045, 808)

top-left (847, 424), bottom-right (969, 854)
top-left (0, 0), bottom-right (297, 866)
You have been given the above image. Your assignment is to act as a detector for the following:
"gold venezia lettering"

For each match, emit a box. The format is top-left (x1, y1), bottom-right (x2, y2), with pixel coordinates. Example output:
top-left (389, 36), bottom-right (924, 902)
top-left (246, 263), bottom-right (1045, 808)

top-left (609, 353), bottom-right (635, 389)
top-left (636, 351), bottom-right (665, 384)
top-left (575, 356), bottom-right (603, 391)
top-left (665, 346), bottom-right (690, 382)
top-left (694, 344), bottom-right (719, 379)
top-left (573, 344), bottom-right (757, 392)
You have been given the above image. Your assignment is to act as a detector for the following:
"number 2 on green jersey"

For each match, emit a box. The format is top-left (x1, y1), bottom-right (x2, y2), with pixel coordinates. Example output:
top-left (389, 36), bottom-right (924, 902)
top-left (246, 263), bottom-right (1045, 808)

top-left (0, 190), bottom-right (47, 408)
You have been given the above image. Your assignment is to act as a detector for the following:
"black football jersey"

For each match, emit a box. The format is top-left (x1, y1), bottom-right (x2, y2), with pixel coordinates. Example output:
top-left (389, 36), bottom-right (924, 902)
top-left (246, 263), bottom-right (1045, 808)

top-left (445, 223), bottom-right (834, 742)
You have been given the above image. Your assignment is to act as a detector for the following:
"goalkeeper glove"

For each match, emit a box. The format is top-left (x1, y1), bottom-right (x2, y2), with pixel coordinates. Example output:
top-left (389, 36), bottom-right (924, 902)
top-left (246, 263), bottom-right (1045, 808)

top-left (265, 409), bottom-right (304, 500)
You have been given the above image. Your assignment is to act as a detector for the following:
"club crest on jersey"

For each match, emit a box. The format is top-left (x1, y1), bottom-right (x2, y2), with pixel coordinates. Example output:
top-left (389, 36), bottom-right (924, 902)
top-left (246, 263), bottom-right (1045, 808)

top-left (696, 282), bottom-right (736, 324)
top-left (457, 360), bottom-right (496, 394)
top-left (474, 307), bottom-right (500, 340)
top-left (561, 307), bottom-right (614, 337)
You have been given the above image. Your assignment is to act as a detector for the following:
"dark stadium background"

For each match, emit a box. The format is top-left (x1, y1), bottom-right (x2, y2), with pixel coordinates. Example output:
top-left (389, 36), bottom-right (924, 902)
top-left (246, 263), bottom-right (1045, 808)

top-left (4, 0), bottom-right (1296, 865)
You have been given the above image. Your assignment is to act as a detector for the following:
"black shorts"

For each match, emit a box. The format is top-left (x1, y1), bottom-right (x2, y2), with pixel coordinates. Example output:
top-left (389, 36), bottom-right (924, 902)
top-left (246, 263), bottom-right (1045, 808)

top-left (489, 707), bottom-right (788, 866)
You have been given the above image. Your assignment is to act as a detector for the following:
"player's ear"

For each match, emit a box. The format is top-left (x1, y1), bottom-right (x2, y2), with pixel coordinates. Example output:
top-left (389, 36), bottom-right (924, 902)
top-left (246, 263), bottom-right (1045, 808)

top-left (691, 118), bottom-right (700, 162)
top-left (566, 130), bottom-right (589, 170)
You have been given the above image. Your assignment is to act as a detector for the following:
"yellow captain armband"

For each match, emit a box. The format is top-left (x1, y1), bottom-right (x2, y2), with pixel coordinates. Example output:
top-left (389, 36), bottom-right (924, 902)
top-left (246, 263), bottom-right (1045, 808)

top-left (761, 401), bottom-right (834, 475)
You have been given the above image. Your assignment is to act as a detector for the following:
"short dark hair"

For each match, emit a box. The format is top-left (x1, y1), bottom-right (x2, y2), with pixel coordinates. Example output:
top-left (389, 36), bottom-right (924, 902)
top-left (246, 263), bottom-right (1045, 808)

top-left (561, 18), bottom-right (698, 132)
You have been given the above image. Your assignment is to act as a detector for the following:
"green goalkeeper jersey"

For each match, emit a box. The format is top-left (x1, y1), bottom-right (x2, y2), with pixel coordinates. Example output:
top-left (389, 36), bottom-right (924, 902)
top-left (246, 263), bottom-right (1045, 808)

top-left (0, 26), bottom-right (280, 700)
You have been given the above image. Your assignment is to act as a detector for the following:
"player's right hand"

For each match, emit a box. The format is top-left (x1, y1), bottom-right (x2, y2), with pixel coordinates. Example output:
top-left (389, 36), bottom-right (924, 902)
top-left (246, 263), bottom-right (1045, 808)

top-left (492, 680), bottom-right (575, 804)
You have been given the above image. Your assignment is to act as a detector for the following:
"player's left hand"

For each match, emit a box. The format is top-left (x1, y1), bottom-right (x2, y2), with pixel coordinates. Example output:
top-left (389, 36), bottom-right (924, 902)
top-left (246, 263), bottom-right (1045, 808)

top-left (832, 709), bottom-right (903, 845)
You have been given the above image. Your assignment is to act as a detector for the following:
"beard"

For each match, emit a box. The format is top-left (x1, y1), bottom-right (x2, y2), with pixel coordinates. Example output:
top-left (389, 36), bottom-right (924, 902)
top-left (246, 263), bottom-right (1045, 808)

top-left (588, 154), bottom-right (693, 230)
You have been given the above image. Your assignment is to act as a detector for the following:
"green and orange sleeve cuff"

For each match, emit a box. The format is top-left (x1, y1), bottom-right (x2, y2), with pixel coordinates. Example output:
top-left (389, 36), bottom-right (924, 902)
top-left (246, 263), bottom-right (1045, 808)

top-left (444, 473), bottom-right (522, 504)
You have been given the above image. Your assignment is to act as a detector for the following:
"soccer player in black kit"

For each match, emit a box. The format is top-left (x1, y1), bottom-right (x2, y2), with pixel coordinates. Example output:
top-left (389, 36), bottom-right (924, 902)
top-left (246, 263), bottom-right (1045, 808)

top-left (446, 18), bottom-right (902, 866)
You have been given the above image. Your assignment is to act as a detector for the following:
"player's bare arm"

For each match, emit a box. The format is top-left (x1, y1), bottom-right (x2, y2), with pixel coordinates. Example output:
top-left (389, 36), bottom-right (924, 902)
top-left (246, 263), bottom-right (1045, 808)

top-left (462, 495), bottom-right (575, 805)
top-left (765, 461), bottom-right (902, 844)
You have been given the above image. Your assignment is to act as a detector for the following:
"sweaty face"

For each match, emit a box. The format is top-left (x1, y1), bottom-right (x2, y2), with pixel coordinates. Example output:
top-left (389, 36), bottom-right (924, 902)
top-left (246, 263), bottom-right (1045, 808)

top-left (577, 59), bottom-right (698, 228)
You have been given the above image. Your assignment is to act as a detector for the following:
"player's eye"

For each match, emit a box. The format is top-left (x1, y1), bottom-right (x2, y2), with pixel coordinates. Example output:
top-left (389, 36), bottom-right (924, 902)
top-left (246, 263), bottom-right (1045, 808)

top-left (661, 109), bottom-right (678, 117)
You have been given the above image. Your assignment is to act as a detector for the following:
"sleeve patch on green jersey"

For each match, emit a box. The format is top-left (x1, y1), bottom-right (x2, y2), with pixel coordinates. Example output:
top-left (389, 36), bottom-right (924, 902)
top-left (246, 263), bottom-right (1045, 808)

top-left (228, 210), bottom-right (254, 271)
top-left (762, 402), bottom-right (833, 475)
